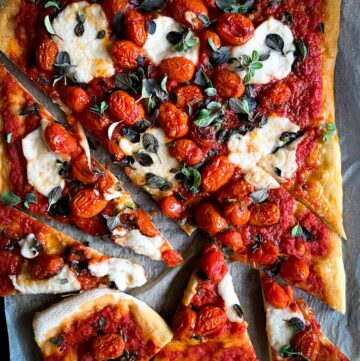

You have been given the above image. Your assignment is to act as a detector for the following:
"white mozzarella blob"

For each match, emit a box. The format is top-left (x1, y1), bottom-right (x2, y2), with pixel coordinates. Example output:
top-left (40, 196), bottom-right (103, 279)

top-left (218, 272), bottom-right (243, 323)
top-left (52, 1), bottom-right (115, 83)
top-left (88, 258), bottom-right (147, 290)
top-left (227, 116), bottom-right (299, 171)
top-left (244, 166), bottom-right (280, 190)
top-left (22, 127), bottom-right (65, 197)
top-left (143, 15), bottom-right (199, 65)
top-left (18, 234), bottom-right (41, 259)
top-left (10, 266), bottom-right (81, 294)
top-left (229, 18), bottom-right (295, 84)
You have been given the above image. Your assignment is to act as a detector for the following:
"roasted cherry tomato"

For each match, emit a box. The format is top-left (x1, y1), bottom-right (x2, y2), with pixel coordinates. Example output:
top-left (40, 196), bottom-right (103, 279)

top-left (158, 102), bottom-right (189, 138)
top-left (194, 306), bottom-right (227, 336)
top-left (125, 9), bottom-right (147, 46)
top-left (104, 139), bottom-right (125, 162)
top-left (31, 254), bottom-right (64, 280)
top-left (292, 330), bottom-right (321, 361)
top-left (279, 257), bottom-right (310, 282)
top-left (196, 245), bottom-right (227, 282)
top-left (260, 82), bottom-right (292, 108)
top-left (108, 90), bottom-right (145, 125)
top-left (36, 38), bottom-right (58, 71)
top-left (173, 306), bottom-right (197, 340)
top-left (169, 139), bottom-right (204, 165)
top-left (63, 87), bottom-right (90, 113)
top-left (262, 276), bottom-right (293, 309)
top-left (248, 242), bottom-right (279, 266)
top-left (70, 188), bottom-right (108, 218)
top-left (136, 208), bottom-right (159, 237)
top-left (159, 57), bottom-right (196, 83)
top-left (70, 214), bottom-right (107, 236)
top-left (215, 229), bottom-right (245, 252)
top-left (195, 202), bottom-right (228, 236)
top-left (200, 30), bottom-right (221, 50)
top-left (162, 249), bottom-right (183, 267)
top-left (81, 110), bottom-right (112, 135)
top-left (216, 180), bottom-right (254, 205)
top-left (91, 333), bottom-right (125, 360)
top-left (171, 0), bottom-right (209, 30)
top-left (102, 0), bottom-right (127, 20)
top-left (223, 201), bottom-right (250, 226)
top-left (71, 153), bottom-right (97, 184)
top-left (111, 40), bottom-right (143, 69)
top-left (249, 203), bottom-right (281, 226)
top-left (175, 85), bottom-right (204, 109)
top-left (201, 155), bottom-right (234, 193)
top-left (44, 122), bottom-right (81, 158)
top-left (212, 69), bottom-right (245, 99)
top-left (217, 14), bottom-right (254, 45)
top-left (159, 195), bottom-right (184, 220)
top-left (190, 125), bottom-right (217, 148)
top-left (192, 281), bottom-right (222, 308)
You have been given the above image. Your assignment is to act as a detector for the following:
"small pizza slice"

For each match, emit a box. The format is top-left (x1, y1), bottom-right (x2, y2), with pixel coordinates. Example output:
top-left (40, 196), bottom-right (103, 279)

top-left (156, 244), bottom-right (258, 361)
top-left (0, 66), bottom-right (182, 266)
top-left (260, 273), bottom-right (349, 361)
top-left (33, 288), bottom-right (173, 361)
top-left (0, 204), bottom-right (147, 296)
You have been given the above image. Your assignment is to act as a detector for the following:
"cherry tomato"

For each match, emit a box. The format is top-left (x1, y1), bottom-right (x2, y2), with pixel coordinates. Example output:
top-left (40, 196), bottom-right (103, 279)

top-left (81, 110), bottom-right (112, 135)
top-left (108, 90), bottom-right (145, 125)
top-left (175, 85), bottom-right (204, 109)
top-left (104, 139), bottom-right (125, 162)
top-left (70, 188), bottom-right (108, 218)
top-left (159, 195), bottom-right (184, 220)
top-left (260, 82), bottom-right (292, 109)
top-left (111, 40), bottom-right (143, 69)
top-left (31, 254), bottom-right (64, 280)
top-left (201, 155), bottom-right (234, 193)
top-left (200, 30), bottom-right (221, 50)
top-left (292, 330), bottom-right (321, 361)
top-left (70, 213), bottom-right (107, 236)
top-left (159, 57), bottom-right (196, 83)
top-left (249, 203), bottom-right (281, 226)
top-left (136, 208), bottom-right (159, 237)
top-left (36, 38), bottom-right (58, 71)
top-left (102, 0), bottom-right (127, 20)
top-left (262, 276), bottom-right (293, 309)
top-left (191, 281), bottom-right (222, 308)
top-left (171, 0), bottom-right (209, 30)
top-left (248, 242), bottom-right (279, 266)
top-left (169, 139), bottom-right (204, 165)
top-left (173, 306), bottom-right (197, 340)
top-left (194, 203), bottom-right (228, 236)
top-left (91, 333), bottom-right (125, 360)
top-left (217, 14), bottom-right (255, 45)
top-left (158, 102), bottom-right (189, 138)
top-left (71, 153), bottom-right (97, 184)
top-left (216, 180), bottom-right (254, 205)
top-left (212, 69), bottom-right (245, 99)
top-left (63, 87), bottom-right (90, 113)
top-left (190, 125), bottom-right (217, 148)
top-left (125, 9), bottom-right (147, 46)
top-left (223, 201), bottom-right (250, 226)
top-left (44, 122), bottom-right (81, 158)
top-left (162, 249), bottom-right (183, 267)
top-left (215, 229), bottom-right (245, 252)
top-left (194, 306), bottom-right (227, 336)
top-left (279, 257), bottom-right (310, 282)
top-left (197, 246), bottom-right (227, 282)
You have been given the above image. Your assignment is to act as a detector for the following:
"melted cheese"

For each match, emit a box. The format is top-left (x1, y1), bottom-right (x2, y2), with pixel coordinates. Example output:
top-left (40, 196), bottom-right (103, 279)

top-left (76, 122), bottom-right (92, 167)
top-left (229, 18), bottom-right (295, 84)
top-left (18, 234), bottom-right (40, 259)
top-left (244, 166), bottom-right (280, 190)
top-left (88, 258), bottom-right (146, 291)
top-left (143, 15), bottom-right (199, 66)
top-left (52, 1), bottom-right (114, 83)
top-left (22, 127), bottom-right (65, 197)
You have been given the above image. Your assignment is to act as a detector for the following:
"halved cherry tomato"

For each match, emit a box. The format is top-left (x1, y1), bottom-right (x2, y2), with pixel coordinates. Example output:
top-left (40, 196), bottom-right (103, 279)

top-left (159, 195), bottom-right (184, 220)
top-left (223, 201), bottom-right (250, 226)
top-left (192, 281), bottom-right (222, 308)
top-left (162, 249), bottom-right (183, 267)
top-left (173, 306), bottom-right (197, 340)
top-left (159, 57), bottom-right (195, 83)
top-left (194, 306), bottom-right (227, 336)
top-left (125, 9), bottom-right (147, 46)
top-left (260, 82), bottom-right (292, 108)
top-left (158, 102), bottom-right (189, 138)
top-left (104, 139), bottom-right (125, 162)
top-left (217, 14), bottom-right (254, 45)
top-left (216, 180), bottom-right (254, 205)
top-left (169, 139), bottom-right (204, 165)
top-left (102, 0), bottom-right (127, 20)
top-left (171, 0), bottom-right (209, 30)
top-left (70, 188), bottom-right (108, 218)
top-left (262, 276), bottom-right (293, 309)
top-left (201, 155), bottom-right (234, 193)
top-left (109, 90), bottom-right (145, 125)
top-left (81, 110), bottom-right (112, 135)
top-left (194, 202), bottom-right (228, 236)
top-left (136, 208), bottom-right (159, 237)
top-left (190, 125), bottom-right (217, 148)
top-left (279, 257), bottom-right (310, 282)
top-left (91, 333), bottom-right (125, 360)
top-left (197, 246), bottom-right (227, 283)
top-left (248, 242), bottom-right (279, 266)
top-left (36, 38), bottom-right (58, 71)
top-left (70, 214), bottom-right (107, 236)
top-left (31, 254), bottom-right (64, 280)
top-left (63, 87), bottom-right (90, 113)
top-left (111, 40), bottom-right (143, 69)
top-left (212, 69), bottom-right (245, 99)
top-left (249, 203), bottom-right (280, 226)
top-left (292, 330), bottom-right (321, 361)
top-left (215, 229), bottom-right (245, 252)
top-left (175, 85), bottom-right (204, 109)
top-left (71, 153), bottom-right (97, 184)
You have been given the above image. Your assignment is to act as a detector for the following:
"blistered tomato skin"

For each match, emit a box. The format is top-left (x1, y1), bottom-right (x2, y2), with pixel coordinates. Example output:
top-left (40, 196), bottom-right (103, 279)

top-left (102, 0), bottom-right (127, 20)
top-left (158, 102), bottom-right (189, 138)
top-left (125, 9), bottom-right (147, 46)
top-left (36, 38), bottom-right (58, 71)
top-left (162, 249), bottom-right (183, 267)
top-left (63, 87), bottom-right (90, 113)
top-left (292, 330), bottom-right (321, 361)
top-left (91, 333), bottom-right (125, 360)
top-left (194, 202), bottom-right (228, 236)
top-left (197, 246), bottom-right (227, 283)
top-left (160, 195), bottom-right (184, 220)
top-left (223, 202), bottom-right (250, 226)
top-left (81, 110), bottom-right (112, 135)
top-left (173, 306), bottom-right (197, 340)
top-left (217, 14), bottom-right (255, 45)
top-left (31, 254), bottom-right (64, 280)
top-left (249, 203), bottom-right (281, 226)
top-left (215, 229), bottom-right (245, 252)
top-left (171, 0), bottom-right (209, 30)
top-left (159, 57), bottom-right (196, 83)
top-left (216, 180), bottom-right (254, 205)
top-left (111, 40), bottom-right (143, 69)
top-left (248, 242), bottom-right (279, 266)
top-left (71, 153), bottom-right (97, 184)
top-left (212, 69), bottom-right (245, 99)
top-left (70, 189), bottom-right (108, 219)
top-left (175, 85), bottom-right (204, 109)
top-left (169, 139), bottom-right (204, 165)
top-left (136, 208), bottom-right (159, 237)
top-left (260, 82), bottom-right (292, 109)
top-left (262, 277), bottom-right (293, 309)
top-left (194, 306), bottom-right (227, 336)
top-left (279, 257), bottom-right (310, 282)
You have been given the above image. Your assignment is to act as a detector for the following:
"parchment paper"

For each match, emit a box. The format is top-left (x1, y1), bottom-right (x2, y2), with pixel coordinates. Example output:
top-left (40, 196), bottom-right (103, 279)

top-left (3, 1), bottom-right (360, 360)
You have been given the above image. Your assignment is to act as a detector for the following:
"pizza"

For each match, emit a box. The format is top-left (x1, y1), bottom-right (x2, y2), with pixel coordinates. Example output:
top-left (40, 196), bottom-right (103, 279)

top-left (0, 66), bottom-right (183, 267)
top-left (260, 273), bottom-right (349, 361)
top-left (156, 244), bottom-right (258, 361)
top-left (0, 204), bottom-right (147, 296)
top-left (33, 288), bottom-right (173, 361)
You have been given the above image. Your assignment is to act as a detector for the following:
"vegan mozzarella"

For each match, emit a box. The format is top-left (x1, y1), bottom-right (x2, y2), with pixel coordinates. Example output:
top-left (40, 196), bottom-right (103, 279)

top-left (88, 258), bottom-right (147, 291)
top-left (143, 15), bottom-right (199, 65)
top-left (18, 234), bottom-right (41, 259)
top-left (228, 17), bottom-right (295, 84)
top-left (52, 1), bottom-right (115, 83)
top-left (244, 166), bottom-right (280, 190)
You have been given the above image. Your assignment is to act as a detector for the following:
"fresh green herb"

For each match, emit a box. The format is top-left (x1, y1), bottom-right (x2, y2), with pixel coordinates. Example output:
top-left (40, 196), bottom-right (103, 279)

top-left (279, 131), bottom-right (297, 144)
top-left (175, 166), bottom-right (201, 194)
top-left (194, 101), bottom-right (227, 128)
top-left (134, 152), bottom-right (154, 166)
top-left (103, 214), bottom-right (122, 232)
top-left (229, 97), bottom-right (257, 121)
top-left (96, 30), bottom-right (106, 39)
top-left (216, 0), bottom-right (254, 14)
top-left (124, 202), bottom-right (137, 210)
top-left (294, 39), bottom-right (308, 60)
top-left (137, 0), bottom-right (167, 12)
top-left (0, 192), bottom-right (21, 206)
top-left (146, 19), bottom-right (157, 34)
top-left (204, 87), bottom-right (218, 97)
top-left (160, 75), bottom-right (168, 94)
top-left (194, 67), bottom-right (213, 88)
top-left (266, 33), bottom-right (285, 55)
top-left (23, 193), bottom-right (37, 209)
top-left (6, 133), bottom-right (12, 144)
top-left (167, 29), bottom-right (198, 53)
top-left (114, 73), bottom-right (134, 91)
top-left (321, 123), bottom-right (336, 142)
top-left (235, 50), bottom-right (268, 84)
top-left (286, 317), bottom-right (305, 331)
top-left (145, 173), bottom-right (172, 190)
top-left (280, 344), bottom-right (310, 361)
top-left (199, 14), bottom-right (214, 28)
top-left (233, 304), bottom-right (244, 317)
top-left (208, 39), bottom-right (231, 64)
top-left (91, 101), bottom-right (108, 118)
top-left (44, 1), bottom-right (60, 10)
top-left (47, 186), bottom-right (63, 211)
top-left (291, 224), bottom-right (315, 241)
top-left (74, 11), bottom-right (85, 37)
top-left (143, 133), bottom-right (159, 154)
top-left (44, 15), bottom-right (56, 36)
top-left (53, 51), bottom-right (73, 86)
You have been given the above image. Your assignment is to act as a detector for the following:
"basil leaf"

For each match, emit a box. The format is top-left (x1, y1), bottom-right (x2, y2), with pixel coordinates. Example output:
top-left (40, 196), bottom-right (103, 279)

top-left (53, 52), bottom-right (72, 85)
top-left (294, 39), bottom-right (308, 60)
top-left (146, 19), bottom-right (157, 34)
top-left (210, 46), bottom-right (231, 65)
top-left (24, 193), bottom-right (37, 209)
top-left (74, 12), bottom-right (85, 37)
top-left (90, 101), bottom-right (108, 118)
top-left (103, 214), bottom-right (122, 232)
top-left (133, 120), bottom-right (151, 133)
top-left (286, 317), bottom-right (305, 331)
top-left (291, 224), bottom-right (315, 242)
top-left (45, 1), bottom-right (60, 10)
top-left (280, 344), bottom-right (310, 361)
top-left (145, 173), bottom-right (172, 190)
top-left (249, 189), bottom-right (268, 203)
top-left (124, 202), bottom-right (137, 210)
top-left (96, 30), bottom-right (106, 39)
top-left (176, 166), bottom-right (201, 194)
top-left (194, 67), bottom-right (213, 88)
top-left (122, 127), bottom-right (141, 143)
top-left (143, 133), bottom-right (159, 154)
top-left (233, 304), bottom-right (244, 317)
top-left (44, 15), bottom-right (56, 36)
top-left (134, 152), bottom-right (153, 166)
top-left (204, 87), bottom-right (218, 97)
top-left (0, 192), bottom-right (21, 206)
top-left (114, 74), bottom-right (133, 90)
top-left (216, 0), bottom-right (254, 14)
top-left (266, 33), bottom-right (285, 54)
top-left (47, 186), bottom-right (62, 211)
top-left (321, 123), bottom-right (336, 142)
top-left (6, 133), bottom-right (12, 144)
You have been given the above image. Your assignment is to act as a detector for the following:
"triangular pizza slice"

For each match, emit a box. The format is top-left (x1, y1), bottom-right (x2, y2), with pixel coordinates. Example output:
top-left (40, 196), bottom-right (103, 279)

top-left (0, 204), bottom-right (147, 295)
top-left (260, 272), bottom-right (349, 361)
top-left (0, 66), bottom-right (182, 266)
top-left (156, 244), bottom-right (258, 361)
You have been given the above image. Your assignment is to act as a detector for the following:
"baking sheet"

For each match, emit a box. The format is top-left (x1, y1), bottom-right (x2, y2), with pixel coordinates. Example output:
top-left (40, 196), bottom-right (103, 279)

top-left (3, 1), bottom-right (360, 360)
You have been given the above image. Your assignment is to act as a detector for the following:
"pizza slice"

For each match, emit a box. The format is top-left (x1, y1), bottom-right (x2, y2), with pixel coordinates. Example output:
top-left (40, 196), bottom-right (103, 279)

top-left (156, 244), bottom-right (258, 361)
top-left (260, 273), bottom-right (349, 361)
top-left (0, 204), bottom-right (147, 296)
top-left (33, 288), bottom-right (173, 361)
top-left (0, 66), bottom-right (183, 267)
